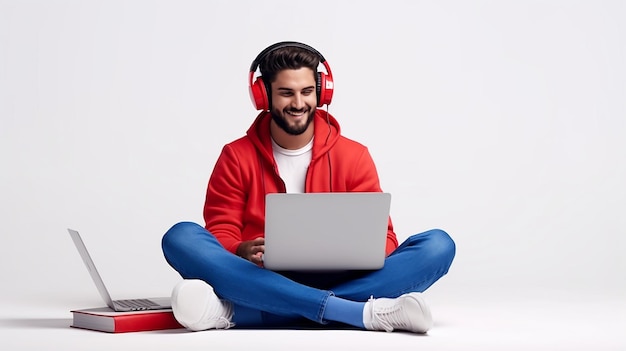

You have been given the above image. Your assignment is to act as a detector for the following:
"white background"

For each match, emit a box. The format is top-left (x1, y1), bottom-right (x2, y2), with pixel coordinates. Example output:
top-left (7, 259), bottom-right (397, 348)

top-left (1, 1), bottom-right (625, 349)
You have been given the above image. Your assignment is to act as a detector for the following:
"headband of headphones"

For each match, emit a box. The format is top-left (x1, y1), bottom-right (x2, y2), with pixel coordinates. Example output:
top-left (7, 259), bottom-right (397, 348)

top-left (248, 41), bottom-right (334, 111)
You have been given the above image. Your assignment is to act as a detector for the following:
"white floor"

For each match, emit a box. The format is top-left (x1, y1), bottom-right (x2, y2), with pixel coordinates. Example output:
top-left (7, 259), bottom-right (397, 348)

top-left (2, 288), bottom-right (624, 351)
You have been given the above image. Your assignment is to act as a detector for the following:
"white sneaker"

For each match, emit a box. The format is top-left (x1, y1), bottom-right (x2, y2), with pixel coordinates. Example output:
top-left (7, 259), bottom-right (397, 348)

top-left (171, 279), bottom-right (234, 331)
top-left (363, 292), bottom-right (433, 333)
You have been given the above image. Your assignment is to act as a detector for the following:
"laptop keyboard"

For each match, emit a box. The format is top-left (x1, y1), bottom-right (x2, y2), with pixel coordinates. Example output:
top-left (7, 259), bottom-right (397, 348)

top-left (115, 298), bottom-right (159, 310)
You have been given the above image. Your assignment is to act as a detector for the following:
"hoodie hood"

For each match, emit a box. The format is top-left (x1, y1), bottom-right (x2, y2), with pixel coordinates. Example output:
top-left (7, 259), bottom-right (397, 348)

top-left (245, 109), bottom-right (341, 165)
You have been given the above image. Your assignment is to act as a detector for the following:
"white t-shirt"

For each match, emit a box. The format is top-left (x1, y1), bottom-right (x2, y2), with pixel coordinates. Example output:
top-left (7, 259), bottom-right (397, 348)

top-left (271, 138), bottom-right (313, 194)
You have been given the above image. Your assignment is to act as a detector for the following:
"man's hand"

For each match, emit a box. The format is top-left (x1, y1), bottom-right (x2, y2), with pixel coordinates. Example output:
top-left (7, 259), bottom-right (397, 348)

top-left (236, 237), bottom-right (265, 266)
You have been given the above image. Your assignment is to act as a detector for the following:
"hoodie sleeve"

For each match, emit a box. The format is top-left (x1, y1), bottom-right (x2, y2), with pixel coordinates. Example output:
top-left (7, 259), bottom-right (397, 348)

top-left (348, 147), bottom-right (399, 255)
top-left (203, 144), bottom-right (247, 254)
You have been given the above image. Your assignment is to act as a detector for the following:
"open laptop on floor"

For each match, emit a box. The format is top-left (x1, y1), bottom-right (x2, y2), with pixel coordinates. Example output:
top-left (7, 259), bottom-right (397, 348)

top-left (262, 192), bottom-right (391, 271)
top-left (67, 228), bottom-right (171, 311)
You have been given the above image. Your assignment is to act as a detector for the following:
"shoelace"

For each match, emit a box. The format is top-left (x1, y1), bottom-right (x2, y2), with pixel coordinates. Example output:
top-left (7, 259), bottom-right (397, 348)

top-left (368, 295), bottom-right (410, 332)
top-left (214, 316), bottom-right (235, 329)
top-left (214, 301), bottom-right (235, 329)
top-left (201, 299), bottom-right (235, 330)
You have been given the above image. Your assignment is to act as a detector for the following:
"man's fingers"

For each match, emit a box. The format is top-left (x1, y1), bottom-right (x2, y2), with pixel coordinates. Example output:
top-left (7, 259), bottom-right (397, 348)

top-left (250, 252), bottom-right (263, 265)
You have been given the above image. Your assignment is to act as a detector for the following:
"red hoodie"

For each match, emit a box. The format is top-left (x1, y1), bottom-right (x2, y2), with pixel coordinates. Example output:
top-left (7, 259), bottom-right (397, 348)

top-left (203, 110), bottom-right (399, 256)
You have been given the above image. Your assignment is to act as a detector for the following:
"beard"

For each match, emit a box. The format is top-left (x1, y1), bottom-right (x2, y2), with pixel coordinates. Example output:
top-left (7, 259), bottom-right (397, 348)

top-left (270, 106), bottom-right (316, 136)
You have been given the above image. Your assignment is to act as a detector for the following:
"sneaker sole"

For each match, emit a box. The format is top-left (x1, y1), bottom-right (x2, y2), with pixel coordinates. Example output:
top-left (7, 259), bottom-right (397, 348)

top-left (171, 279), bottom-right (216, 331)
top-left (404, 293), bottom-right (433, 333)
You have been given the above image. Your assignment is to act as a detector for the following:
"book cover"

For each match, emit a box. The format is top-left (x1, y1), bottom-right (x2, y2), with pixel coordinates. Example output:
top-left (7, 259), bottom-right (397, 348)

top-left (71, 307), bottom-right (184, 333)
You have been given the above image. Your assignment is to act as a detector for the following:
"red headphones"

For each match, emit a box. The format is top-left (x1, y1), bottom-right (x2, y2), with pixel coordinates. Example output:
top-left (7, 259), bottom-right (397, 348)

top-left (248, 41), bottom-right (334, 111)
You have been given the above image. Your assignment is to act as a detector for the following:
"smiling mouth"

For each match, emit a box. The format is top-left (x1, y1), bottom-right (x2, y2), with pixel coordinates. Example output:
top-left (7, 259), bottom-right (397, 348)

top-left (286, 109), bottom-right (307, 117)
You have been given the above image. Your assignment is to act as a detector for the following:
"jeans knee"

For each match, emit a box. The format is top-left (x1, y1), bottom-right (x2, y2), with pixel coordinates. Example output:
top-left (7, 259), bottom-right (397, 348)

top-left (161, 221), bottom-right (203, 253)
top-left (425, 229), bottom-right (456, 269)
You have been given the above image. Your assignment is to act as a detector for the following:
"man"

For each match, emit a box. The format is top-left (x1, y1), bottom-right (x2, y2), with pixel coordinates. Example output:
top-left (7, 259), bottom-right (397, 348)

top-left (161, 41), bottom-right (455, 333)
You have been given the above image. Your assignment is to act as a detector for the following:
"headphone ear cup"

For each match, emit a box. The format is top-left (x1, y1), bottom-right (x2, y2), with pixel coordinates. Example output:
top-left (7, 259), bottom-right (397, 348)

top-left (317, 72), bottom-right (334, 107)
top-left (249, 76), bottom-right (269, 111)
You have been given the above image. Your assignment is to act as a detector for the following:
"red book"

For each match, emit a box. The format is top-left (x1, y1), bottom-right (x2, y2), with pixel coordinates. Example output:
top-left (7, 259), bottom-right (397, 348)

top-left (71, 307), bottom-right (184, 333)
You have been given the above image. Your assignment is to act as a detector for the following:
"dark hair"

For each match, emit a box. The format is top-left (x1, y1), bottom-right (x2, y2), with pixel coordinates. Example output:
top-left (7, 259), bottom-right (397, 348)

top-left (258, 46), bottom-right (320, 85)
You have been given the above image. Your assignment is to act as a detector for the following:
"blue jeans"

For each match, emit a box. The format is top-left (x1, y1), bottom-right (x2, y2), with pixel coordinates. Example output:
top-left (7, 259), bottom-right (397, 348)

top-left (161, 222), bottom-right (455, 327)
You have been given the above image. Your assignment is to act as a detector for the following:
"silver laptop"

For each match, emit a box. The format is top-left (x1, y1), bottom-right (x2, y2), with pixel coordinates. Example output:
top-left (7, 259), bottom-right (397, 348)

top-left (68, 228), bottom-right (171, 311)
top-left (263, 192), bottom-right (391, 271)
